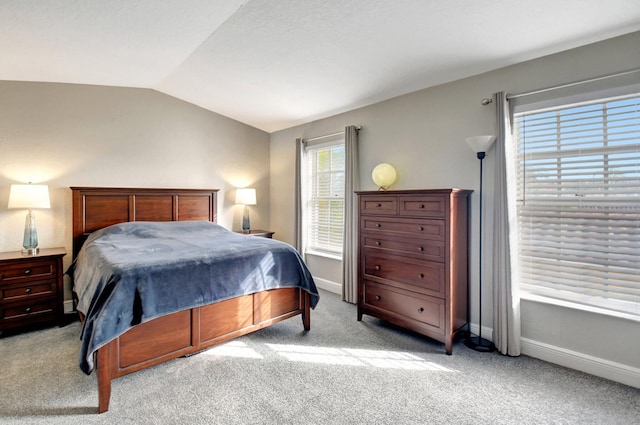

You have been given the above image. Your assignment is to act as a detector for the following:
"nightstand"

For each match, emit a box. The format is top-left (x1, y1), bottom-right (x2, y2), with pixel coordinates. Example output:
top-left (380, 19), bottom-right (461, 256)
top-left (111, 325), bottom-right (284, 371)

top-left (236, 230), bottom-right (275, 238)
top-left (0, 247), bottom-right (66, 334)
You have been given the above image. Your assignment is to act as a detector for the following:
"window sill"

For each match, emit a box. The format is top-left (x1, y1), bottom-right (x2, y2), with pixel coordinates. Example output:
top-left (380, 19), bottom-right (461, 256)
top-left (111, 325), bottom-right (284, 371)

top-left (521, 292), bottom-right (640, 323)
top-left (304, 250), bottom-right (342, 261)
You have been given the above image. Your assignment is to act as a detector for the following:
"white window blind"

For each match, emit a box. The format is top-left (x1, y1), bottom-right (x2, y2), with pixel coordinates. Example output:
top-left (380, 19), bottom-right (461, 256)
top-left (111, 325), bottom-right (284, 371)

top-left (513, 92), bottom-right (640, 318)
top-left (304, 140), bottom-right (345, 255)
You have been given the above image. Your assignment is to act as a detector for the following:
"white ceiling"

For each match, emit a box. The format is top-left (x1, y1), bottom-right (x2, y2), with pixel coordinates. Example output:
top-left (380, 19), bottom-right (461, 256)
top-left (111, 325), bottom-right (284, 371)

top-left (2, 0), bottom-right (640, 132)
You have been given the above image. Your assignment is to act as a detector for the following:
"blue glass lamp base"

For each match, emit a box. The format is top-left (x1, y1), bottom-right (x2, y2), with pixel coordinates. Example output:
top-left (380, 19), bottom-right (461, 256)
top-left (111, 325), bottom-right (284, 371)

top-left (241, 205), bottom-right (251, 233)
top-left (22, 211), bottom-right (39, 255)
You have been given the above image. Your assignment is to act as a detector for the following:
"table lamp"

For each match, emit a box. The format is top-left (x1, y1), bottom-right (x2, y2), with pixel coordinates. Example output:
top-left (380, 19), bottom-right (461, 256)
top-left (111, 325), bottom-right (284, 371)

top-left (8, 183), bottom-right (51, 255)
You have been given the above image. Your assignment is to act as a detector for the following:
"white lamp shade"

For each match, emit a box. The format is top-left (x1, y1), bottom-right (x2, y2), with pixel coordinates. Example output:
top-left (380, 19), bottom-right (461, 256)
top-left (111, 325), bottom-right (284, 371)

top-left (8, 184), bottom-right (51, 209)
top-left (371, 163), bottom-right (397, 190)
top-left (465, 135), bottom-right (496, 153)
top-left (235, 188), bottom-right (256, 205)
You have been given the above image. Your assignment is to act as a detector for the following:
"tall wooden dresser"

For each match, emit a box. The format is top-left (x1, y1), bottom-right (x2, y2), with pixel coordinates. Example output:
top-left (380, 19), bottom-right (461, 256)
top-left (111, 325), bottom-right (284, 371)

top-left (356, 189), bottom-right (471, 354)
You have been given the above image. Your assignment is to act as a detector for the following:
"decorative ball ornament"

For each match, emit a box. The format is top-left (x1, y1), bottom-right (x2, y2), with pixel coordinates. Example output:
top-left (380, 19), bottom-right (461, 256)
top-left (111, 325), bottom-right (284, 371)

top-left (371, 163), bottom-right (397, 191)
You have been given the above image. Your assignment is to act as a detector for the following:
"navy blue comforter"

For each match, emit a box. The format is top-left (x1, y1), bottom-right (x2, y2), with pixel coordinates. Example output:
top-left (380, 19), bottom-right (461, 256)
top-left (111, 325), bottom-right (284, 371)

top-left (71, 221), bottom-right (319, 374)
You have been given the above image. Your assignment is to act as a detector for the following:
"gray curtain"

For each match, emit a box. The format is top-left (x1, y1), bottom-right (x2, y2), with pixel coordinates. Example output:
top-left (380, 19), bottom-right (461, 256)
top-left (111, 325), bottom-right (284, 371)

top-left (492, 92), bottom-right (521, 356)
top-left (294, 138), bottom-right (304, 253)
top-left (342, 125), bottom-right (360, 303)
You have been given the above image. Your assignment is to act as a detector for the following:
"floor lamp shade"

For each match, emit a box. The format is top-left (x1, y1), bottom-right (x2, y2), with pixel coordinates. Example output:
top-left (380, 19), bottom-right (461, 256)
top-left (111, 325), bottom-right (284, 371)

top-left (235, 188), bottom-right (256, 233)
top-left (464, 136), bottom-right (496, 353)
top-left (8, 184), bottom-right (51, 254)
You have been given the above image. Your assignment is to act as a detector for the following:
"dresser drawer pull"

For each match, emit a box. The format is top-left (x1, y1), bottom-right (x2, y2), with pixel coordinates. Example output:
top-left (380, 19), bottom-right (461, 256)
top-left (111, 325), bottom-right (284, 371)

top-left (375, 223), bottom-right (381, 228)
top-left (375, 265), bottom-right (381, 271)
top-left (375, 295), bottom-right (381, 301)
top-left (25, 287), bottom-right (32, 294)
top-left (419, 204), bottom-right (425, 209)
top-left (24, 268), bottom-right (32, 275)
top-left (376, 203), bottom-right (382, 208)
top-left (418, 273), bottom-right (425, 279)
top-left (418, 246), bottom-right (424, 252)
top-left (418, 226), bottom-right (423, 231)
top-left (418, 307), bottom-right (424, 313)
top-left (25, 306), bottom-right (32, 313)
top-left (375, 241), bottom-right (381, 246)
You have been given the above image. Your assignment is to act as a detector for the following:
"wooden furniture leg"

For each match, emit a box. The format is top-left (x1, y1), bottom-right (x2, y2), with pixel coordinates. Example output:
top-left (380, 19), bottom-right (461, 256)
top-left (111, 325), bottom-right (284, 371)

top-left (97, 341), bottom-right (113, 413)
top-left (302, 291), bottom-right (311, 331)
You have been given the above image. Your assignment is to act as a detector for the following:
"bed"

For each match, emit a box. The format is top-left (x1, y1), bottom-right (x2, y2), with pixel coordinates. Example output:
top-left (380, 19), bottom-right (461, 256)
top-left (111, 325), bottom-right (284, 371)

top-left (70, 187), bottom-right (319, 413)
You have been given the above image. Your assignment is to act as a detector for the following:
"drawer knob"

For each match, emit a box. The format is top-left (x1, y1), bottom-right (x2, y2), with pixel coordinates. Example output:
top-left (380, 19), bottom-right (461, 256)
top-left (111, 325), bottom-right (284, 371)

top-left (24, 269), bottom-right (32, 275)
top-left (25, 306), bottom-right (32, 313)
top-left (418, 307), bottom-right (424, 313)
top-left (419, 204), bottom-right (425, 209)
top-left (375, 295), bottom-right (381, 301)
top-left (375, 265), bottom-right (381, 271)
top-left (375, 241), bottom-right (381, 246)
top-left (375, 223), bottom-right (381, 228)
top-left (418, 273), bottom-right (425, 279)
top-left (418, 226), bottom-right (423, 231)
top-left (418, 246), bottom-right (424, 252)
top-left (376, 203), bottom-right (382, 208)
top-left (25, 287), bottom-right (32, 294)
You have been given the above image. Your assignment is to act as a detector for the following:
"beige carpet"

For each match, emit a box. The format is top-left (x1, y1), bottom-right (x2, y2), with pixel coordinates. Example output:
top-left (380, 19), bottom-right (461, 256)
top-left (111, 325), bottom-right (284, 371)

top-left (1, 289), bottom-right (639, 424)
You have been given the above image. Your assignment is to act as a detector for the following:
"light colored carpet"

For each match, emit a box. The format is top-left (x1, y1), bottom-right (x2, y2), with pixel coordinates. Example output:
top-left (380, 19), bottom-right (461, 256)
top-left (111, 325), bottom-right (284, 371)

top-left (1, 289), bottom-right (639, 425)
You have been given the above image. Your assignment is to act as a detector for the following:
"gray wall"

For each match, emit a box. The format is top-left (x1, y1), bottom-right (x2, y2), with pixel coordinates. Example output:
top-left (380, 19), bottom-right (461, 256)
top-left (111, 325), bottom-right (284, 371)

top-left (0, 81), bottom-right (270, 302)
top-left (269, 31), bottom-right (640, 384)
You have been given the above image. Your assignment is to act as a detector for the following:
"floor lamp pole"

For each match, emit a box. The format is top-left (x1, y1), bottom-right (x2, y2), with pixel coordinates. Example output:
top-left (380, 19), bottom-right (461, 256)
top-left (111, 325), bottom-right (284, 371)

top-left (465, 151), bottom-right (495, 352)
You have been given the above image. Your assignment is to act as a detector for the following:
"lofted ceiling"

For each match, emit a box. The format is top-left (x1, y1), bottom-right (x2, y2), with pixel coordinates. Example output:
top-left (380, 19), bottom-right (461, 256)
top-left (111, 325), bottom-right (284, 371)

top-left (2, 0), bottom-right (640, 133)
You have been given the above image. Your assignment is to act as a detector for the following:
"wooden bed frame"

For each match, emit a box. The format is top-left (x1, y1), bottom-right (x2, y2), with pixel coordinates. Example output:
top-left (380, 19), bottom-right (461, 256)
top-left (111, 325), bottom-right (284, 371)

top-left (71, 187), bottom-right (311, 413)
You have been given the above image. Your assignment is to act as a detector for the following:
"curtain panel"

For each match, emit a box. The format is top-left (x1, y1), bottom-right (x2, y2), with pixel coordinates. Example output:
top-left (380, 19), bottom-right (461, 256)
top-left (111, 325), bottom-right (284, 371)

top-left (342, 125), bottom-right (360, 303)
top-left (492, 92), bottom-right (521, 356)
top-left (294, 138), bottom-right (304, 253)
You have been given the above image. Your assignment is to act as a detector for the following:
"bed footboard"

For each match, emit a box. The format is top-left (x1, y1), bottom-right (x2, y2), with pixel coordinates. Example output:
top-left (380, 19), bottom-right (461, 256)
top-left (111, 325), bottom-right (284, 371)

top-left (96, 288), bottom-right (310, 413)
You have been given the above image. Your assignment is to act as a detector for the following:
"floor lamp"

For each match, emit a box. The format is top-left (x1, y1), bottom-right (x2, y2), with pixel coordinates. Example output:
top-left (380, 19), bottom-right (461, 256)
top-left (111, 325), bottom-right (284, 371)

top-left (464, 135), bottom-right (496, 353)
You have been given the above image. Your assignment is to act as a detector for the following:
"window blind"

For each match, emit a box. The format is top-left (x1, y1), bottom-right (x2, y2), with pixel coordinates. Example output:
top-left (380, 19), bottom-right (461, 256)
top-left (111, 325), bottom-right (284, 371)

top-left (304, 141), bottom-right (345, 255)
top-left (513, 93), bottom-right (640, 318)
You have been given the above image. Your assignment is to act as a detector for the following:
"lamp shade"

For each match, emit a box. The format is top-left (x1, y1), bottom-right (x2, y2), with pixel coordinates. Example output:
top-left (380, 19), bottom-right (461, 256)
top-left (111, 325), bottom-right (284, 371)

top-left (465, 135), bottom-right (496, 153)
top-left (8, 184), bottom-right (51, 209)
top-left (235, 188), bottom-right (256, 205)
top-left (371, 163), bottom-right (397, 190)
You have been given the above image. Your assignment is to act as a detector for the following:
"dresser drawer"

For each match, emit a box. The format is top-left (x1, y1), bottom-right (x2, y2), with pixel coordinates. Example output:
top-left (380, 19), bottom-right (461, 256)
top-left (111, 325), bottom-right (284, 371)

top-left (363, 281), bottom-right (445, 333)
top-left (1, 298), bottom-right (57, 323)
top-left (0, 261), bottom-right (56, 283)
top-left (1, 280), bottom-right (56, 303)
top-left (360, 196), bottom-right (398, 215)
top-left (362, 233), bottom-right (445, 262)
top-left (360, 216), bottom-right (445, 240)
top-left (399, 195), bottom-right (446, 218)
top-left (363, 251), bottom-right (445, 296)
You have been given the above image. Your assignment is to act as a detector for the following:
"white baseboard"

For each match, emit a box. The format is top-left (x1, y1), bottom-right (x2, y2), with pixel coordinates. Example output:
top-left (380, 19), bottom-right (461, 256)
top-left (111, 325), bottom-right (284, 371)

top-left (466, 321), bottom-right (639, 388)
top-left (521, 337), bottom-right (640, 389)
top-left (64, 300), bottom-right (74, 314)
top-left (467, 321), bottom-right (494, 340)
top-left (312, 277), bottom-right (341, 295)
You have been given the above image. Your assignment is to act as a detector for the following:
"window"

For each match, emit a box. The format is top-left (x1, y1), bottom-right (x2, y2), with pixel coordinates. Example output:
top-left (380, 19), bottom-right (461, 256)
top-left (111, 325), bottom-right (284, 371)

top-left (513, 92), bottom-right (640, 319)
top-left (303, 140), bottom-right (345, 256)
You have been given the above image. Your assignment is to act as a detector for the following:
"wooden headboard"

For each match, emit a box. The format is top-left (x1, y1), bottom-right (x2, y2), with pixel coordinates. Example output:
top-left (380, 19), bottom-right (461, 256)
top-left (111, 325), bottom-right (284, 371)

top-left (71, 187), bottom-right (219, 258)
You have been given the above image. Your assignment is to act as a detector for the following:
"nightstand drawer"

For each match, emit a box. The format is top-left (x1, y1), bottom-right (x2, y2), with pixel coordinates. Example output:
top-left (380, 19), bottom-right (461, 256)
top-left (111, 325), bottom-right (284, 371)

top-left (2, 280), bottom-right (56, 302)
top-left (0, 262), bottom-right (55, 283)
top-left (2, 298), bottom-right (57, 322)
